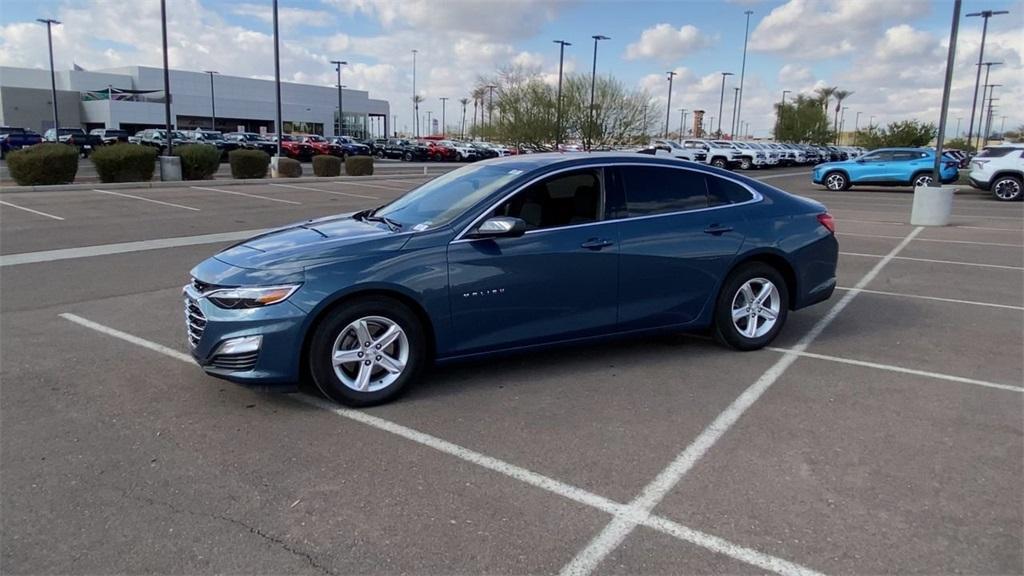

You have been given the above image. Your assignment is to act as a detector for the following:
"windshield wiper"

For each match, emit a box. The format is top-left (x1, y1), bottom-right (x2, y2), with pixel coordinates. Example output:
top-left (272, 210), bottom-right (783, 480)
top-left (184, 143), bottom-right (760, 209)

top-left (353, 208), bottom-right (402, 232)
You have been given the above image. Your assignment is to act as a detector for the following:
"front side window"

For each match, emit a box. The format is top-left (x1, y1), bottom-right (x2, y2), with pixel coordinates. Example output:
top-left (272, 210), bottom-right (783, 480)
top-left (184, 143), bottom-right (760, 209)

top-left (621, 166), bottom-right (708, 216)
top-left (487, 169), bottom-right (603, 231)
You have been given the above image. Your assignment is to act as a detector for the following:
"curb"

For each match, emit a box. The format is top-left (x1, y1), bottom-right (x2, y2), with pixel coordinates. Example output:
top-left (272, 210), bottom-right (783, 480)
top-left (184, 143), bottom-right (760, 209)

top-left (0, 166), bottom-right (457, 193)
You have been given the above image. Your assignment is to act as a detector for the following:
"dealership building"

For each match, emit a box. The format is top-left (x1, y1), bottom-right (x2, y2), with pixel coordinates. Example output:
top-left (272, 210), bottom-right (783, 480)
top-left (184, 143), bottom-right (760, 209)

top-left (0, 65), bottom-right (390, 138)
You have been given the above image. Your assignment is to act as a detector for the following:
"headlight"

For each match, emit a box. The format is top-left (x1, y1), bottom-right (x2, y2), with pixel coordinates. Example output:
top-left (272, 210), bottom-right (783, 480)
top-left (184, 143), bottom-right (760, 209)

top-left (206, 285), bottom-right (300, 309)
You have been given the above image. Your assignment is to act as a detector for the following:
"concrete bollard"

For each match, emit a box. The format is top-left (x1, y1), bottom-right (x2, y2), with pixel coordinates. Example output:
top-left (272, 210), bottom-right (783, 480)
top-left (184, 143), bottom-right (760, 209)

top-left (910, 184), bottom-right (956, 226)
top-left (270, 156), bottom-right (281, 178)
top-left (159, 156), bottom-right (182, 181)
top-left (423, 165), bottom-right (428, 176)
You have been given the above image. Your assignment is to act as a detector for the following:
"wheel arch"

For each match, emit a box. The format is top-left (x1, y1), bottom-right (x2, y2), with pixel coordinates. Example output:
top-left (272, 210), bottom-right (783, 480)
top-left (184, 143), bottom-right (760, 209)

top-left (991, 170), bottom-right (1023, 183)
top-left (726, 249), bottom-right (799, 311)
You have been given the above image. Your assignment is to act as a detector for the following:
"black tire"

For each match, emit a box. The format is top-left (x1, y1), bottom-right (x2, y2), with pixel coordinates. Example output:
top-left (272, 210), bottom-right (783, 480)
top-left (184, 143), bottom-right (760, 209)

top-left (309, 296), bottom-right (427, 407)
top-left (991, 175), bottom-right (1023, 201)
top-left (823, 171), bottom-right (850, 191)
top-left (403, 151), bottom-right (413, 162)
top-left (713, 263), bottom-right (790, 351)
top-left (711, 157), bottom-right (727, 169)
top-left (375, 150), bottom-right (385, 159)
top-left (739, 157), bottom-right (752, 170)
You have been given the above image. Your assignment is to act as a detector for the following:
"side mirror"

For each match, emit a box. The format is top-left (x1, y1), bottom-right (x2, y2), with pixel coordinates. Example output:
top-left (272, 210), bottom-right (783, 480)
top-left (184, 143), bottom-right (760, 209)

top-left (468, 217), bottom-right (527, 239)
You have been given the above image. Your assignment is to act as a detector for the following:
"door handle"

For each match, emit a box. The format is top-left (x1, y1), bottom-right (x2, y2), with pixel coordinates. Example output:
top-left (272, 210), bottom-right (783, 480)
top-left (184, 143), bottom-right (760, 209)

top-left (580, 238), bottom-right (614, 250)
top-left (703, 225), bottom-right (734, 235)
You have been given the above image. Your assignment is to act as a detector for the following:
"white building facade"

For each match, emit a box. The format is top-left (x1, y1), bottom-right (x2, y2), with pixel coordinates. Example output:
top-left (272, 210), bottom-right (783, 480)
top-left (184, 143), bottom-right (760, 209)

top-left (0, 65), bottom-right (390, 138)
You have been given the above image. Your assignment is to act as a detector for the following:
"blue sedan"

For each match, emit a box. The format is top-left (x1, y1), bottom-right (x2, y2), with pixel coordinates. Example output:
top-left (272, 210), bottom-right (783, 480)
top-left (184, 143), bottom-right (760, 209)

top-left (185, 154), bottom-right (838, 405)
top-left (813, 147), bottom-right (960, 191)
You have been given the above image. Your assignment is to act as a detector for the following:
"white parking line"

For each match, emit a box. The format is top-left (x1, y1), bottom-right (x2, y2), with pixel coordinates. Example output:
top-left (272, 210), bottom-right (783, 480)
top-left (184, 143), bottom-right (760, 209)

top-left (838, 232), bottom-right (1023, 248)
top-left (841, 252), bottom-right (1024, 270)
top-left (335, 180), bottom-right (413, 192)
top-left (191, 186), bottom-right (301, 205)
top-left (0, 228), bottom-right (265, 267)
top-left (92, 188), bottom-right (200, 211)
top-left (559, 226), bottom-right (924, 576)
top-left (836, 286), bottom-right (1024, 311)
top-left (752, 171), bottom-right (811, 180)
top-left (839, 218), bottom-right (1019, 233)
top-left (0, 200), bottom-right (65, 221)
top-left (269, 183), bottom-right (378, 199)
top-left (57, 311), bottom-right (823, 576)
top-left (766, 346), bottom-right (1023, 394)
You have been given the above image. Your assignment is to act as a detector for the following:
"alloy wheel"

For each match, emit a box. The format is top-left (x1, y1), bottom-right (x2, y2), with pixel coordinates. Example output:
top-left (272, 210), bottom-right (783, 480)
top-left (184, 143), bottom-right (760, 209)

top-left (993, 178), bottom-right (1022, 201)
top-left (913, 174), bottom-right (933, 187)
top-left (731, 278), bottom-right (781, 339)
top-left (331, 316), bottom-right (409, 392)
top-left (825, 173), bottom-right (846, 190)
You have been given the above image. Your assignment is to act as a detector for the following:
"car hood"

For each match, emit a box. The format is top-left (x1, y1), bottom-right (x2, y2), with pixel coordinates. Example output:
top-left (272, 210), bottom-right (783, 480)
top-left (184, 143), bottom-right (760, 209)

top-left (214, 214), bottom-right (408, 270)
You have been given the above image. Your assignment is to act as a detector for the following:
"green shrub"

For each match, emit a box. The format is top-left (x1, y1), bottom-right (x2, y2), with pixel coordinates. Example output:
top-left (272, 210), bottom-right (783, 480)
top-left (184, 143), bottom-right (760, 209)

top-left (312, 154), bottom-right (342, 177)
top-left (6, 143), bottom-right (79, 186)
top-left (174, 144), bottom-right (221, 180)
top-left (345, 155), bottom-right (374, 176)
top-left (229, 149), bottom-right (270, 179)
top-left (90, 143), bottom-right (157, 183)
top-left (276, 157), bottom-right (302, 178)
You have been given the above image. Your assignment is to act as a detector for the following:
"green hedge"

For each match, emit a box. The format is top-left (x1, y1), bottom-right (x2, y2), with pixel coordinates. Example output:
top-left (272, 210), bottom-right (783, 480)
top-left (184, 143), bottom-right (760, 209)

top-left (345, 155), bottom-right (374, 176)
top-left (175, 144), bottom-right (221, 180)
top-left (6, 143), bottom-right (79, 186)
top-left (276, 157), bottom-right (302, 178)
top-left (90, 144), bottom-right (157, 183)
top-left (312, 154), bottom-right (342, 177)
top-left (229, 149), bottom-right (270, 179)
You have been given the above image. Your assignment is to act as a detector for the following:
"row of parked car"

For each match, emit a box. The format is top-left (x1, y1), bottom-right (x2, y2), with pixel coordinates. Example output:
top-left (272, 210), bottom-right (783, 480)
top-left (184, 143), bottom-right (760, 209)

top-left (368, 138), bottom-right (523, 162)
top-left (642, 139), bottom-right (868, 170)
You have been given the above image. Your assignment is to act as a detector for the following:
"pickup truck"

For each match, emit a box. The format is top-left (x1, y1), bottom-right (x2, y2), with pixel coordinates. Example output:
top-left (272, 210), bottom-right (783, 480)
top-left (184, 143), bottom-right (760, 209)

top-left (268, 134), bottom-right (315, 161)
top-left (223, 132), bottom-right (278, 155)
top-left (89, 128), bottom-right (130, 146)
top-left (0, 127), bottom-right (43, 158)
top-left (328, 136), bottom-right (372, 157)
top-left (681, 139), bottom-right (741, 169)
top-left (186, 130), bottom-right (240, 160)
top-left (43, 128), bottom-right (103, 157)
top-left (298, 134), bottom-right (344, 158)
top-left (136, 128), bottom-right (188, 151)
top-left (641, 139), bottom-right (708, 163)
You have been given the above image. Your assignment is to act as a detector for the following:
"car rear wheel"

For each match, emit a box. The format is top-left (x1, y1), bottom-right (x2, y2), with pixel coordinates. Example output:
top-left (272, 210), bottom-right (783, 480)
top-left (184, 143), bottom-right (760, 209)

top-left (823, 171), bottom-right (849, 191)
top-left (403, 151), bottom-right (413, 161)
top-left (912, 172), bottom-right (934, 188)
top-left (739, 157), bottom-right (752, 170)
top-left (713, 263), bottom-right (789, 351)
top-left (309, 297), bottom-right (426, 406)
top-left (711, 157), bottom-right (727, 169)
top-left (991, 175), bottom-right (1023, 201)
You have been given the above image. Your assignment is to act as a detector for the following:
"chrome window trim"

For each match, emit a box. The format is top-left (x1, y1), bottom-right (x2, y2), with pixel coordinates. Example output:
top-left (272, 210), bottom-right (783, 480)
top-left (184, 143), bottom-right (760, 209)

top-left (451, 161), bottom-right (763, 243)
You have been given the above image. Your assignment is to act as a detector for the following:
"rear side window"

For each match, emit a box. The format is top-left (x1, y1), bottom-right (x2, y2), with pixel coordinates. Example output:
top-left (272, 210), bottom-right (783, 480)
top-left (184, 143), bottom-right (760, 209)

top-left (621, 166), bottom-right (708, 216)
top-left (976, 147), bottom-right (1018, 158)
top-left (892, 151), bottom-right (923, 161)
top-left (707, 175), bottom-right (754, 206)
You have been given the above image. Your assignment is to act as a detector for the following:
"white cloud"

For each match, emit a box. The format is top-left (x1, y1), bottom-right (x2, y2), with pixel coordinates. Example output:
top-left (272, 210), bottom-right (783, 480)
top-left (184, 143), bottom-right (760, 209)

top-left (231, 3), bottom-right (333, 29)
top-left (778, 64), bottom-right (813, 85)
top-left (625, 23), bottom-right (714, 63)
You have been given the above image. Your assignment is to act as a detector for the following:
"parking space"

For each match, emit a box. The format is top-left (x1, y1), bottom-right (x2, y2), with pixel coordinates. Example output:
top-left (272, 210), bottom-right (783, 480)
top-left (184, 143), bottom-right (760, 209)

top-left (2, 168), bottom-right (1021, 574)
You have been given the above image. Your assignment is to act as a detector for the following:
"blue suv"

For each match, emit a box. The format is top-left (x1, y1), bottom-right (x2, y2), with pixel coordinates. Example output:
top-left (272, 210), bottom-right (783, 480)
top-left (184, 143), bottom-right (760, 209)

top-left (813, 147), bottom-right (959, 191)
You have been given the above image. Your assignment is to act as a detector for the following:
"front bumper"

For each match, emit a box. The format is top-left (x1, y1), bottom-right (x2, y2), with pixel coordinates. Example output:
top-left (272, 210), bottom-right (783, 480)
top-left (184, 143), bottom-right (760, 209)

top-left (183, 284), bottom-right (307, 388)
top-left (968, 175), bottom-right (991, 190)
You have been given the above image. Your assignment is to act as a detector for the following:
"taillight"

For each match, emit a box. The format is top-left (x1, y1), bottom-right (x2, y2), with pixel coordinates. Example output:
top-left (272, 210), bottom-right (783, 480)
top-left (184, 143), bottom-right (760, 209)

top-left (817, 213), bottom-right (835, 234)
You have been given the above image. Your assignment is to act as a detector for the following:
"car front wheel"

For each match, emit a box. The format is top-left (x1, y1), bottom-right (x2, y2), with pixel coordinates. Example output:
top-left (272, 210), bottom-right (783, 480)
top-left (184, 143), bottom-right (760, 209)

top-left (309, 297), bottom-right (426, 406)
top-left (991, 175), bottom-right (1023, 201)
top-left (824, 171), bottom-right (849, 191)
top-left (739, 157), bottom-right (752, 170)
top-left (711, 157), bottom-right (727, 169)
top-left (912, 173), bottom-right (934, 188)
top-left (713, 263), bottom-right (789, 351)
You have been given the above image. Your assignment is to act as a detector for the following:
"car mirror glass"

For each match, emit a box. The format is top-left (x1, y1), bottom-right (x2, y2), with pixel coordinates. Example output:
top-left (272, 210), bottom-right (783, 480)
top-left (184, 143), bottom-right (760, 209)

top-left (469, 217), bottom-right (527, 239)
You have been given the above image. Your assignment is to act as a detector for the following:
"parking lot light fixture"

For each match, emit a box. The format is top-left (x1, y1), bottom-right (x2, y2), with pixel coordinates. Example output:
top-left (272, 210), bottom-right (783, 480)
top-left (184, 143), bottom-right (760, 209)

top-left (975, 61), bottom-right (1002, 149)
top-left (678, 108), bottom-right (687, 139)
top-left (716, 72), bottom-right (734, 137)
top-left (839, 106), bottom-right (848, 143)
top-left (931, 0), bottom-right (962, 186)
top-left (730, 87), bottom-right (739, 138)
top-left (776, 90), bottom-right (790, 138)
top-left (664, 70), bottom-right (677, 139)
top-left (272, 0), bottom-right (282, 157)
top-left (330, 60), bottom-right (347, 136)
top-left (203, 71), bottom-right (218, 131)
top-left (965, 10), bottom-right (1009, 153)
top-left (36, 18), bottom-right (61, 132)
top-left (588, 35), bottom-right (610, 151)
top-left (734, 9), bottom-right (753, 138)
top-left (412, 50), bottom-right (418, 138)
top-left (553, 40), bottom-right (571, 147)
top-left (439, 97), bottom-right (448, 137)
top-left (854, 111), bottom-right (862, 144)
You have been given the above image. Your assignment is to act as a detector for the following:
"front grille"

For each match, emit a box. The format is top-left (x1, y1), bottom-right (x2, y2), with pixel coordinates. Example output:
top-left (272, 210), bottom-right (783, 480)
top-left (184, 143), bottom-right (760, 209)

top-left (185, 297), bottom-right (206, 348)
top-left (209, 351), bottom-right (259, 371)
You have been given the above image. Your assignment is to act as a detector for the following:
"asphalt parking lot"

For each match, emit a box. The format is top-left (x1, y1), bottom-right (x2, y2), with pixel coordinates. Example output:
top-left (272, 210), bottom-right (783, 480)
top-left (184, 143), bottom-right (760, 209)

top-left (1, 166), bottom-right (1021, 575)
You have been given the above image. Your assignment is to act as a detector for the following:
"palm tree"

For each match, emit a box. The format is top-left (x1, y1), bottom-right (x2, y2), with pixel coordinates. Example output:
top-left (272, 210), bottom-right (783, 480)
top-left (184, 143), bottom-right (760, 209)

top-left (815, 86), bottom-right (836, 135)
top-left (459, 97), bottom-right (470, 139)
top-left (832, 89), bottom-right (852, 143)
top-left (472, 86), bottom-right (487, 136)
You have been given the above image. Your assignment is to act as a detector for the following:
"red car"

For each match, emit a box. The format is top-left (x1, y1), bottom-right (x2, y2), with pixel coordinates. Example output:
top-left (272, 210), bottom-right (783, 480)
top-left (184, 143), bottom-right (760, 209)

top-left (269, 134), bottom-right (315, 161)
top-left (298, 134), bottom-right (344, 158)
top-left (423, 140), bottom-right (457, 162)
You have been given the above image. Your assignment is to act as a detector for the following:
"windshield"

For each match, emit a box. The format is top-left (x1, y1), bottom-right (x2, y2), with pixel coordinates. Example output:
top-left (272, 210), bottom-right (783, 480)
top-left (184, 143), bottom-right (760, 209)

top-left (199, 131), bottom-right (223, 140)
top-left (375, 164), bottom-right (523, 229)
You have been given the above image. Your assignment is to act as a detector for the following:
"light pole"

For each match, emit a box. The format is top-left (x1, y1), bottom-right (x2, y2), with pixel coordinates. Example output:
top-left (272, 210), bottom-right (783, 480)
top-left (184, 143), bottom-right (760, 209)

top-left (974, 61), bottom-right (1002, 150)
top-left (965, 10), bottom-right (1009, 151)
top-left (553, 40), bottom-right (571, 148)
top-left (159, 0), bottom-right (174, 155)
top-left (735, 9), bottom-right (753, 138)
top-left (999, 115), bottom-right (1007, 136)
top-left (931, 0), bottom-right (962, 185)
top-left (411, 49), bottom-right (418, 138)
top-left (730, 87), bottom-right (739, 138)
top-left (588, 34), bottom-right (610, 150)
top-left (330, 60), bottom-right (347, 136)
top-left (36, 18), bottom-right (61, 132)
top-left (460, 98), bottom-right (468, 139)
top-left (983, 85), bottom-right (1001, 145)
top-left (776, 89), bottom-right (790, 138)
top-left (854, 111), bottom-right (862, 145)
top-left (717, 72), bottom-right (734, 137)
top-left (664, 70), bottom-right (677, 139)
top-left (272, 0), bottom-right (282, 157)
top-left (955, 117), bottom-right (962, 138)
top-left (678, 108), bottom-right (686, 139)
top-left (426, 111), bottom-right (433, 135)
top-left (203, 71), bottom-right (218, 130)
top-left (439, 97), bottom-right (448, 136)
top-left (838, 106), bottom-right (848, 143)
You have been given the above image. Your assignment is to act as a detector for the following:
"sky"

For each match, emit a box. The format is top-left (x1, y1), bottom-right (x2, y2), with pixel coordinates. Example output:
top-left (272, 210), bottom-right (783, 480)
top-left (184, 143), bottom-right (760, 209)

top-left (1, 0), bottom-right (1021, 139)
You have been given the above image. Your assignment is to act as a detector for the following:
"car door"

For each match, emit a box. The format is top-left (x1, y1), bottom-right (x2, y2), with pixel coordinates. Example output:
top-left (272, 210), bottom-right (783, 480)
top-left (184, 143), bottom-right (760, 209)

top-left (615, 164), bottom-right (749, 329)
top-left (851, 150), bottom-right (893, 183)
top-left (890, 150), bottom-right (930, 183)
top-left (447, 167), bottom-right (619, 354)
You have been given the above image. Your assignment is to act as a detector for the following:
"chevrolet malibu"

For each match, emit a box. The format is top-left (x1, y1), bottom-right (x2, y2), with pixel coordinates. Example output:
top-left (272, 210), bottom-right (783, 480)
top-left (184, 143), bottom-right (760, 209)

top-left (185, 154), bottom-right (838, 406)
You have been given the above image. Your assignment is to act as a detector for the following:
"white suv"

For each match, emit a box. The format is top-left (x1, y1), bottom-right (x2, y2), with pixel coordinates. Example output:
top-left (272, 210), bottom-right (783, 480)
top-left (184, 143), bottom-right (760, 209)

top-left (969, 144), bottom-right (1024, 201)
